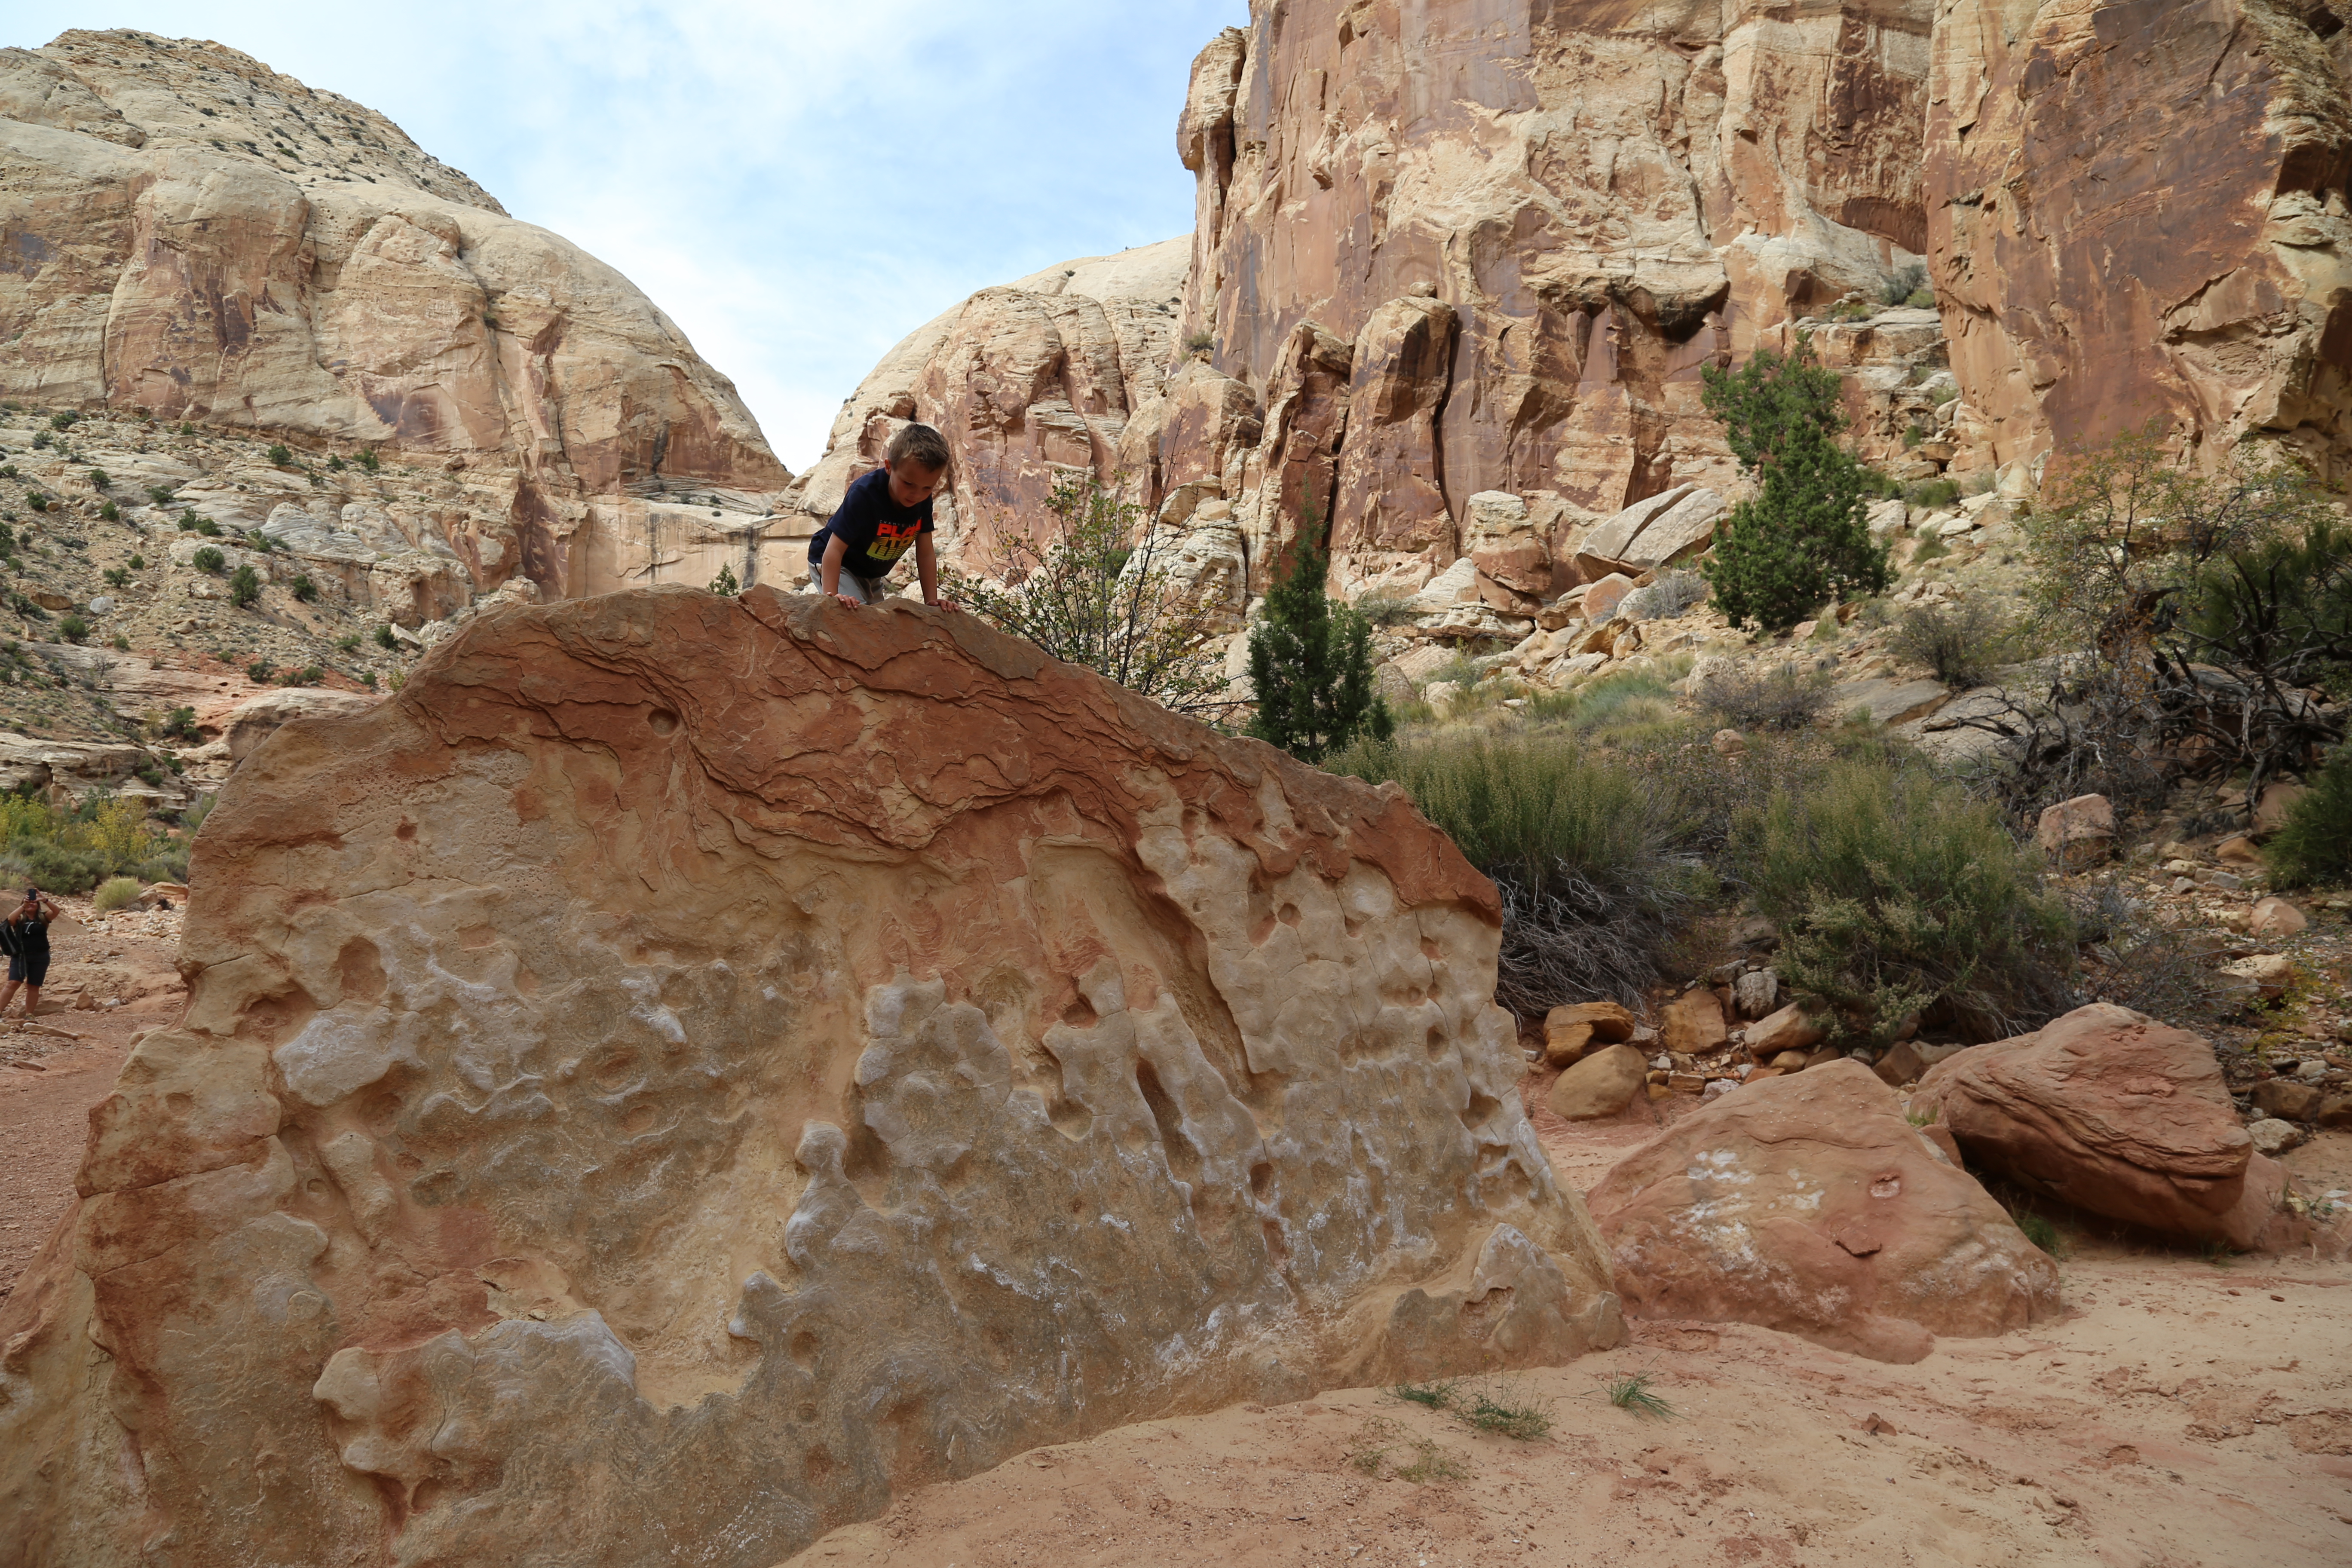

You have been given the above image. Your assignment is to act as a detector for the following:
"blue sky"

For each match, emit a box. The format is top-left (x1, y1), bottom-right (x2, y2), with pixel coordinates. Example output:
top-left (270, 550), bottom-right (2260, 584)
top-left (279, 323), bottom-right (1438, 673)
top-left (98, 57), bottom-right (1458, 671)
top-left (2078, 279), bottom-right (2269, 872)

top-left (15, 3), bottom-right (1248, 472)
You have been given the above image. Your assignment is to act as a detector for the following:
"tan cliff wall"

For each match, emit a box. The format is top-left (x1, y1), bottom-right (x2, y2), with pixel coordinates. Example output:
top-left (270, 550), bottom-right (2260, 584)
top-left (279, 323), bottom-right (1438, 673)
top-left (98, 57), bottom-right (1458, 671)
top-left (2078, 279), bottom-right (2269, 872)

top-left (798, 0), bottom-right (2352, 611)
top-left (1927, 0), bottom-right (2352, 481)
top-left (0, 30), bottom-right (791, 606)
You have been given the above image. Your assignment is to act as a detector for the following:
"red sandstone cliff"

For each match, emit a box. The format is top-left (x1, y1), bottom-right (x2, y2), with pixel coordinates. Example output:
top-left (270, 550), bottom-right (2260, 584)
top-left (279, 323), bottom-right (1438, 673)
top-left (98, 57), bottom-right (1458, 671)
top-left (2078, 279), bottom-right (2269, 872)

top-left (800, 0), bottom-right (2352, 604)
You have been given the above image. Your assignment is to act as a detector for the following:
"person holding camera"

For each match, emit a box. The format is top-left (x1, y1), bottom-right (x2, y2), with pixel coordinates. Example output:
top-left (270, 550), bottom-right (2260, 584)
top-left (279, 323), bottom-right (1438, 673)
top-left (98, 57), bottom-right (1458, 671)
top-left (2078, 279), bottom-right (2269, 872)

top-left (0, 886), bottom-right (61, 1020)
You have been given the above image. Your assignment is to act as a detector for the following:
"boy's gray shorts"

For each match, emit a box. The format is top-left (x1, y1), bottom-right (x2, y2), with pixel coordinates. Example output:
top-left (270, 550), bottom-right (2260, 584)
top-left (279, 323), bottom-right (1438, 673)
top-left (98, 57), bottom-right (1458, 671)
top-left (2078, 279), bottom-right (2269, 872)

top-left (807, 566), bottom-right (888, 604)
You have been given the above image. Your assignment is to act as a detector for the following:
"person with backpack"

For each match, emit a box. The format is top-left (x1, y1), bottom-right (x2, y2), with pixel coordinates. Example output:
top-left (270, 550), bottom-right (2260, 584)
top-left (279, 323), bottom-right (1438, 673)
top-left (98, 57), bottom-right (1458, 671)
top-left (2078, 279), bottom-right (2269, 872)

top-left (0, 887), bottom-right (61, 1020)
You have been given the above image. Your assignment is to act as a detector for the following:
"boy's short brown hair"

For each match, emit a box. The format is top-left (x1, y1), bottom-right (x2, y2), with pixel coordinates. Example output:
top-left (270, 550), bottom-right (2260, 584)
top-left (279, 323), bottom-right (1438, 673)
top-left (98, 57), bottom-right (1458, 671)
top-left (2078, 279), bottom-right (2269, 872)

top-left (886, 422), bottom-right (951, 472)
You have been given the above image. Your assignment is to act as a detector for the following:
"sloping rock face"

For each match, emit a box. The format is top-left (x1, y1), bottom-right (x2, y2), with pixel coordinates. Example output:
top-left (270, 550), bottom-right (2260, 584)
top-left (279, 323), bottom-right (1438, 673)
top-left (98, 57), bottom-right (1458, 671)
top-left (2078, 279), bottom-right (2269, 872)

top-left (0, 587), bottom-right (1619, 1568)
top-left (1588, 1062), bottom-right (2060, 1363)
top-left (0, 30), bottom-right (789, 602)
top-left (1912, 1004), bottom-right (2293, 1249)
top-left (1928, 1), bottom-right (2352, 479)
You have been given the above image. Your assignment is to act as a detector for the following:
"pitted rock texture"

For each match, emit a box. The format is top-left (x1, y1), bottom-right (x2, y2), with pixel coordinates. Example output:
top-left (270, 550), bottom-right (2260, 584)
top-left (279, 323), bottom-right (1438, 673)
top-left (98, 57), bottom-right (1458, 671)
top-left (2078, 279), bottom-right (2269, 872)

top-left (1586, 1062), bottom-right (2061, 1364)
top-left (0, 586), bottom-right (1618, 1568)
top-left (0, 29), bottom-right (788, 600)
top-left (1912, 1004), bottom-right (2298, 1250)
top-left (1928, 0), bottom-right (2352, 479)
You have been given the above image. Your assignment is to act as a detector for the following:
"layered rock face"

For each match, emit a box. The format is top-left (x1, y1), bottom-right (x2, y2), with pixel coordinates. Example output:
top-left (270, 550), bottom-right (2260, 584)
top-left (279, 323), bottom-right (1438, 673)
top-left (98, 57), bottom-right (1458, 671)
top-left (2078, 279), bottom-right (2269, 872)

top-left (804, 0), bottom-right (2352, 634)
top-left (0, 30), bottom-right (790, 605)
top-left (0, 588), bottom-right (1619, 1567)
top-left (1177, 2), bottom-right (1933, 576)
top-left (1928, 0), bottom-right (2352, 479)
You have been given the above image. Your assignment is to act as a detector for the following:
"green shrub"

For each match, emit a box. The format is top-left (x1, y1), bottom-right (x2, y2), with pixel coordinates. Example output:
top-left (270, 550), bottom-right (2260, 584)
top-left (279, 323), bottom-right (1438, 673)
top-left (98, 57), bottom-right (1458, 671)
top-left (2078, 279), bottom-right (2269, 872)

top-left (179, 421), bottom-right (196, 436)
top-left (1185, 329), bottom-right (1216, 355)
top-left (48, 411), bottom-right (76, 431)
top-left (1910, 533), bottom-right (1949, 564)
top-left (949, 473), bottom-right (1231, 717)
top-left (1737, 761), bottom-right (2073, 1043)
top-left (128, 553), bottom-right (145, 571)
top-left (87, 468), bottom-right (109, 490)
top-left (356, 448), bottom-right (381, 473)
top-left (103, 567), bottom-right (129, 589)
top-left (1355, 589), bottom-right (1418, 628)
top-left (160, 706), bottom-right (199, 741)
top-left (291, 574), bottom-right (318, 603)
top-left (2266, 744), bottom-right (2352, 888)
top-left (92, 875), bottom-right (141, 912)
top-left (111, 636), bottom-right (128, 652)
top-left (98, 501), bottom-right (119, 521)
top-left (266, 443), bottom-right (293, 467)
top-left (196, 518), bottom-right (221, 537)
top-left (1904, 478), bottom-right (1957, 510)
top-left (178, 510), bottom-right (198, 531)
top-left (192, 545), bottom-right (225, 573)
top-left (0, 793), bottom-right (175, 894)
top-left (334, 632), bottom-right (361, 652)
top-left (707, 564), bottom-right (740, 596)
top-left (280, 665), bottom-right (323, 687)
top-left (146, 484), bottom-right (175, 506)
top-left (373, 623), bottom-right (398, 650)
top-left (229, 564), bottom-right (262, 607)
top-left (58, 614), bottom-right (89, 643)
top-left (25, 492), bottom-right (49, 512)
top-left (246, 659), bottom-right (273, 683)
top-left (1700, 340), bottom-right (1890, 632)
top-left (1879, 263), bottom-right (1928, 307)
top-left (1247, 535), bottom-right (1390, 762)
top-left (1905, 288), bottom-right (1936, 309)
top-left (1890, 599), bottom-right (2014, 688)
top-left (327, 454), bottom-right (346, 472)
top-left (1328, 732), bottom-right (1700, 1011)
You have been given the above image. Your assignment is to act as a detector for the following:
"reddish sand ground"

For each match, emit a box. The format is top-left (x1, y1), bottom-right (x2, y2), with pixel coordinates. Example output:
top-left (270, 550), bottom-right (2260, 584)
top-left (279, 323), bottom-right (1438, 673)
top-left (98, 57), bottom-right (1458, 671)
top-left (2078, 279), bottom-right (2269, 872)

top-left (782, 1077), bottom-right (2352, 1567)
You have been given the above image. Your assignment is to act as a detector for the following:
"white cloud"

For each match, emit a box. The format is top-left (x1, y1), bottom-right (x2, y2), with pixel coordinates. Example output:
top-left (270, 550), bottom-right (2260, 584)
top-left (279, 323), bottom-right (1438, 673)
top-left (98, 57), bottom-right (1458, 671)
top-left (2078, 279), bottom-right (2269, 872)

top-left (16, 1), bottom-right (1250, 470)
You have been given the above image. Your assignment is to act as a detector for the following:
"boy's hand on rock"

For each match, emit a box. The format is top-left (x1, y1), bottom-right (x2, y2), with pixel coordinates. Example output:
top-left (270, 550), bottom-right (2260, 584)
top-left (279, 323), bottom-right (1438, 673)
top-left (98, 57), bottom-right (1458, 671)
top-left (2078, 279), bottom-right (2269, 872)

top-left (835, 594), bottom-right (861, 609)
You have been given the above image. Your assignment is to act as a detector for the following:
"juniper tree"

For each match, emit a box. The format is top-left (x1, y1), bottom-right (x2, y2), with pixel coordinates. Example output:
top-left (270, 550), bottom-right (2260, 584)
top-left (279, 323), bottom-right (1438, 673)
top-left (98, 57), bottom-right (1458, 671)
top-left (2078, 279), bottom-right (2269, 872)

top-left (1700, 337), bottom-right (1890, 632)
top-left (1245, 534), bottom-right (1391, 763)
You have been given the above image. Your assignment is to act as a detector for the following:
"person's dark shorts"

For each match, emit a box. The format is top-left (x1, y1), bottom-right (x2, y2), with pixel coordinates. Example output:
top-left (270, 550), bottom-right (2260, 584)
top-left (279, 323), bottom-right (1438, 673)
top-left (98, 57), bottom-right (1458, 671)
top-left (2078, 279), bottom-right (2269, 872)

top-left (9, 951), bottom-right (48, 986)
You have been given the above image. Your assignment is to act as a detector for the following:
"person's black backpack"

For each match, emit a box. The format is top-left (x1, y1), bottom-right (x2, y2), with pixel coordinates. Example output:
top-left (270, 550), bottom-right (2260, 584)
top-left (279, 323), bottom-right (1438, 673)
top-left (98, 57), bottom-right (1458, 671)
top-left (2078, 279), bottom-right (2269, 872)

top-left (0, 920), bottom-right (18, 959)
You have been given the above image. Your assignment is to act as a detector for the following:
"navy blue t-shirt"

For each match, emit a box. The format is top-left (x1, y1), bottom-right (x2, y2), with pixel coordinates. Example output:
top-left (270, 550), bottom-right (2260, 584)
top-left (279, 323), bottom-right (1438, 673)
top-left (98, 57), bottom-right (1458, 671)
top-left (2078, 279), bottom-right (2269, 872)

top-left (808, 467), bottom-right (935, 581)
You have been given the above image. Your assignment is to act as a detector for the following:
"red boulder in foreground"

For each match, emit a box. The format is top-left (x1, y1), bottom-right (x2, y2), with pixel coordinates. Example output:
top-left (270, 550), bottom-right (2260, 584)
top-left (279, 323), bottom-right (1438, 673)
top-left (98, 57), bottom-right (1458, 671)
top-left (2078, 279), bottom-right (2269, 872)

top-left (1589, 1061), bottom-right (2060, 1364)
top-left (1913, 1004), bottom-right (2297, 1250)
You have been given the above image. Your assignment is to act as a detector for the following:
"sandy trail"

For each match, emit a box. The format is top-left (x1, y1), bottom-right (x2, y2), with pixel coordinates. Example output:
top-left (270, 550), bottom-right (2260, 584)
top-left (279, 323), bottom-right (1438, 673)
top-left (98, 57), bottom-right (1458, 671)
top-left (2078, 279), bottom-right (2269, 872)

top-left (786, 1084), bottom-right (2352, 1568)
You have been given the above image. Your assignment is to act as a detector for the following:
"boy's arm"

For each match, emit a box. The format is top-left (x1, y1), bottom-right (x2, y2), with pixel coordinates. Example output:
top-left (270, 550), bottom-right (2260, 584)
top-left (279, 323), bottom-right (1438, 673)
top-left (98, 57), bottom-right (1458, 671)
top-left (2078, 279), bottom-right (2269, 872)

top-left (915, 534), bottom-right (953, 610)
top-left (820, 533), bottom-right (856, 606)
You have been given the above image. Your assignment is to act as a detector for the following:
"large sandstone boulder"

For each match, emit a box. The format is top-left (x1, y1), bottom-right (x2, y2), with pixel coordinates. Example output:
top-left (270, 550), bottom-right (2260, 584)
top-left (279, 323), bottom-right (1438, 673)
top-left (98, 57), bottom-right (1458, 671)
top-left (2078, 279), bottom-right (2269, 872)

top-left (1588, 1062), bottom-right (2061, 1363)
top-left (0, 586), bottom-right (1620, 1567)
top-left (1912, 1004), bottom-right (2294, 1249)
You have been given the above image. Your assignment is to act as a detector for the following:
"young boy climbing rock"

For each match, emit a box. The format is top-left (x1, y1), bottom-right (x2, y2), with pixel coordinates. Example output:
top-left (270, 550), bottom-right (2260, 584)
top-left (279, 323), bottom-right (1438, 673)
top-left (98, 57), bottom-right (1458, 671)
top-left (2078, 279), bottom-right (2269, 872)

top-left (808, 423), bottom-right (957, 610)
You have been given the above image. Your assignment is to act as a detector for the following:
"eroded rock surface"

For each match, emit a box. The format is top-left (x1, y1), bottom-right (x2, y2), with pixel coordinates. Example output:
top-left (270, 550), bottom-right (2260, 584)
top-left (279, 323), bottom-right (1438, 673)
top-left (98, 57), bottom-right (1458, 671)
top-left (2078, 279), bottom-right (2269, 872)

top-left (1587, 1062), bottom-right (2060, 1364)
top-left (0, 586), bottom-right (1618, 1567)
top-left (1928, 0), bottom-right (2352, 479)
